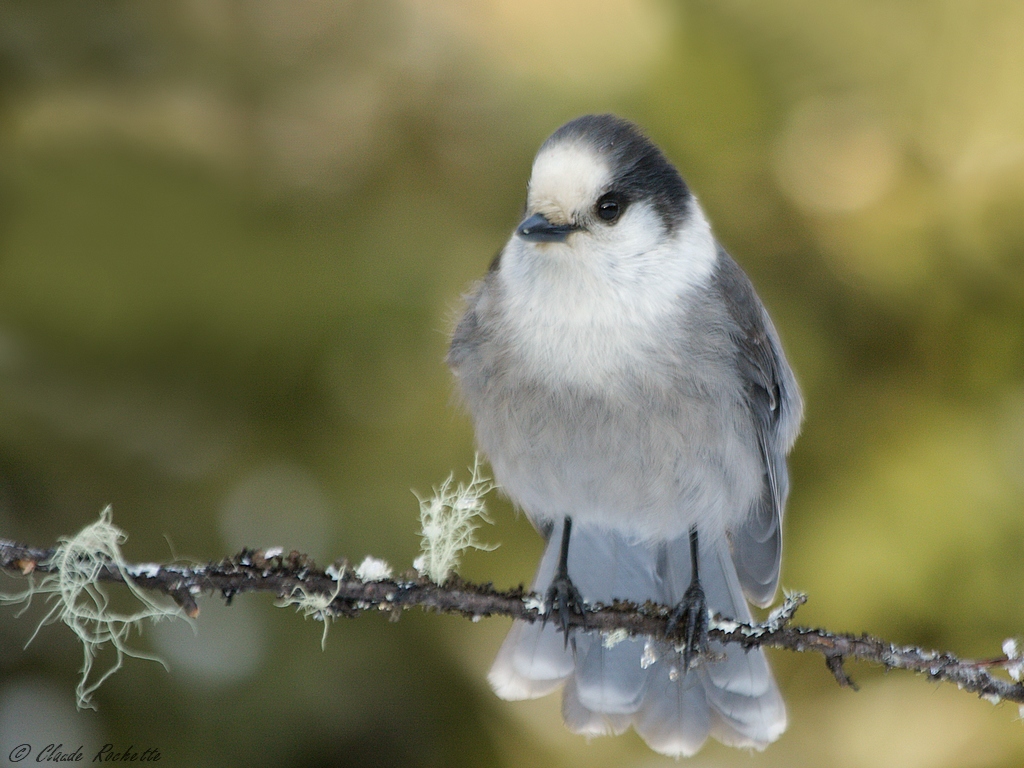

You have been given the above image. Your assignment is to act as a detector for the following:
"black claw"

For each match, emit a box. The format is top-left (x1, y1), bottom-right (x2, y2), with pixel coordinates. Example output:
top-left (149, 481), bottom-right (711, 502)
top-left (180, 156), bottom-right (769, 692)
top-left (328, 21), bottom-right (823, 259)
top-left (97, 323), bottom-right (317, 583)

top-left (544, 572), bottom-right (585, 649)
top-left (667, 580), bottom-right (709, 670)
top-left (544, 516), bottom-right (585, 650)
top-left (666, 526), bottom-right (710, 670)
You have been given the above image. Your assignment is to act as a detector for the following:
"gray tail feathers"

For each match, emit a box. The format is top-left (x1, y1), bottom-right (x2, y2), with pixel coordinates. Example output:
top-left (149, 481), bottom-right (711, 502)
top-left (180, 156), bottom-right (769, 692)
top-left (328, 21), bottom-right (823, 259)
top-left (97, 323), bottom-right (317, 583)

top-left (488, 523), bottom-right (786, 757)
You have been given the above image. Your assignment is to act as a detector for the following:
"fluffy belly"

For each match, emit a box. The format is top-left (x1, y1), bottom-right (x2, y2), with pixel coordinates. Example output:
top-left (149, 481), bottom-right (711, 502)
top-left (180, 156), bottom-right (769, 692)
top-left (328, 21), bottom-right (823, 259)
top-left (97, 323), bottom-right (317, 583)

top-left (473, 385), bottom-right (762, 541)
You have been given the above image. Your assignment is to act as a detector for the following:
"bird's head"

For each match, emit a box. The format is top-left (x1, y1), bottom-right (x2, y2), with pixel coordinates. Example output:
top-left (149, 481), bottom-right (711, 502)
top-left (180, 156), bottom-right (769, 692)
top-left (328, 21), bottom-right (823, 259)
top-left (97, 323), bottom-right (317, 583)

top-left (514, 114), bottom-right (695, 260)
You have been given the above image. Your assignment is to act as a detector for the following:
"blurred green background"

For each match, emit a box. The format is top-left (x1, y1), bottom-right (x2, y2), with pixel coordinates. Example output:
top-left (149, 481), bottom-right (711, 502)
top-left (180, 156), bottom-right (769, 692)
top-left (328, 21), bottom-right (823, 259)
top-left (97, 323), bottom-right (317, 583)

top-left (1, 1), bottom-right (1023, 766)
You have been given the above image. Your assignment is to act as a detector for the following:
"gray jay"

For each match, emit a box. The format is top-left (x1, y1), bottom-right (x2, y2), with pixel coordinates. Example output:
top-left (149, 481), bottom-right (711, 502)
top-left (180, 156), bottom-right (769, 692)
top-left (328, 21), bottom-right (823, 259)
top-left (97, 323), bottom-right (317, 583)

top-left (447, 114), bottom-right (802, 756)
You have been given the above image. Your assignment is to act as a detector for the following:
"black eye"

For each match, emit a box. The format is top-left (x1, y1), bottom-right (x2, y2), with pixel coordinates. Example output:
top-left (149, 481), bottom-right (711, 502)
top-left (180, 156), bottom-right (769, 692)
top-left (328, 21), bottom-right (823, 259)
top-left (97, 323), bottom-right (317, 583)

top-left (596, 193), bottom-right (626, 223)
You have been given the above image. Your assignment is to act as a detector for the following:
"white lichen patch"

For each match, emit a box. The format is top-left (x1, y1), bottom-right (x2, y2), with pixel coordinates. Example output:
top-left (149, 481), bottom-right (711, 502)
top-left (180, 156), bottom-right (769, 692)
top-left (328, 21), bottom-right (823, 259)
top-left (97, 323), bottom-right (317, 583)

top-left (752, 590), bottom-right (808, 635)
top-left (710, 616), bottom-right (740, 633)
top-left (602, 628), bottom-right (629, 649)
top-left (0, 506), bottom-right (188, 709)
top-left (277, 580), bottom-right (342, 650)
top-left (355, 556), bottom-right (392, 582)
top-left (325, 563), bottom-right (345, 581)
top-left (524, 595), bottom-right (547, 615)
top-left (1003, 638), bottom-right (1024, 682)
top-left (126, 563), bottom-right (162, 578)
top-left (414, 456), bottom-right (496, 583)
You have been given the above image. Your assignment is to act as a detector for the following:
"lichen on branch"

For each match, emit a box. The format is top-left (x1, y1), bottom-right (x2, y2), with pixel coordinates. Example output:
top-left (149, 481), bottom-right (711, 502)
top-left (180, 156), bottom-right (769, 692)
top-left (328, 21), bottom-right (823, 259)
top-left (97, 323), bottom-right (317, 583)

top-left (2, 510), bottom-right (1024, 713)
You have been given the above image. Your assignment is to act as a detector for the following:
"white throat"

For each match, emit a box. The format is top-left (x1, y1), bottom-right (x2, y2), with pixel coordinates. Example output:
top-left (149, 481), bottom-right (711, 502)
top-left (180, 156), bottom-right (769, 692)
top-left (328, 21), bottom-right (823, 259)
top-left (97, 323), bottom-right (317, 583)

top-left (496, 202), bottom-right (718, 390)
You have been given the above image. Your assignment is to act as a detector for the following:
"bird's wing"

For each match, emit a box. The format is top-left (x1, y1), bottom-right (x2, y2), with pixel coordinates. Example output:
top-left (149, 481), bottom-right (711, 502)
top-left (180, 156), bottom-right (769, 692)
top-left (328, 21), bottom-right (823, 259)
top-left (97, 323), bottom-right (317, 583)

top-left (711, 247), bottom-right (802, 607)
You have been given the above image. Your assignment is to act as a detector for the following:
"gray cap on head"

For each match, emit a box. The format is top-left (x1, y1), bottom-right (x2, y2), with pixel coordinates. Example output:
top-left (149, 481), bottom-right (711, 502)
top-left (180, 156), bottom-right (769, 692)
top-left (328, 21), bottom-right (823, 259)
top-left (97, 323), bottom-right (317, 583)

top-left (541, 114), bottom-right (692, 232)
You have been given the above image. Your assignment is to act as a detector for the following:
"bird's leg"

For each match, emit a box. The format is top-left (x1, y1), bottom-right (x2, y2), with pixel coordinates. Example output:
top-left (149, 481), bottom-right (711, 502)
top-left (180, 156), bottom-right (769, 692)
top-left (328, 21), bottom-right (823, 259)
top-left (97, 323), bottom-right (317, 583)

top-left (544, 516), bottom-right (586, 649)
top-left (667, 526), bottom-right (709, 671)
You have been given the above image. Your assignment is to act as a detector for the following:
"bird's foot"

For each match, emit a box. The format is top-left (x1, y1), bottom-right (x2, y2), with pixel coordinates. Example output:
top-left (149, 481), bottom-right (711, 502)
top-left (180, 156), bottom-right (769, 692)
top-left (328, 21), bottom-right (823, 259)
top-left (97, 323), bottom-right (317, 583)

top-left (667, 579), bottom-right (709, 671)
top-left (544, 573), bottom-right (586, 650)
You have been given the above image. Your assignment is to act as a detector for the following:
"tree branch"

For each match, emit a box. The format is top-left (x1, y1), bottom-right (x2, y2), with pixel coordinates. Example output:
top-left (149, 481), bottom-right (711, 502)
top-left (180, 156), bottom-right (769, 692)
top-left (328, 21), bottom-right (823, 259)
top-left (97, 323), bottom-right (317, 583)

top-left (2, 537), bottom-right (1023, 706)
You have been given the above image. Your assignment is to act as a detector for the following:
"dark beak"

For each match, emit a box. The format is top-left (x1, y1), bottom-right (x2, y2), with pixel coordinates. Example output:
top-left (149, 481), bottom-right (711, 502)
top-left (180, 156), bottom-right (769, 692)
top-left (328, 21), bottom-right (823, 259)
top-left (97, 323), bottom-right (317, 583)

top-left (516, 213), bottom-right (579, 243)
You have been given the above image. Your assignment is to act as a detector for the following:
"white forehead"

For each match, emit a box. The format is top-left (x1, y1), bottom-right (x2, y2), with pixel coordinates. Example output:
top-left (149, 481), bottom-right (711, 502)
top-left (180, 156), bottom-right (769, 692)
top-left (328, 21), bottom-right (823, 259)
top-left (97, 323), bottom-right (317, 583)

top-left (526, 141), bottom-right (610, 216)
